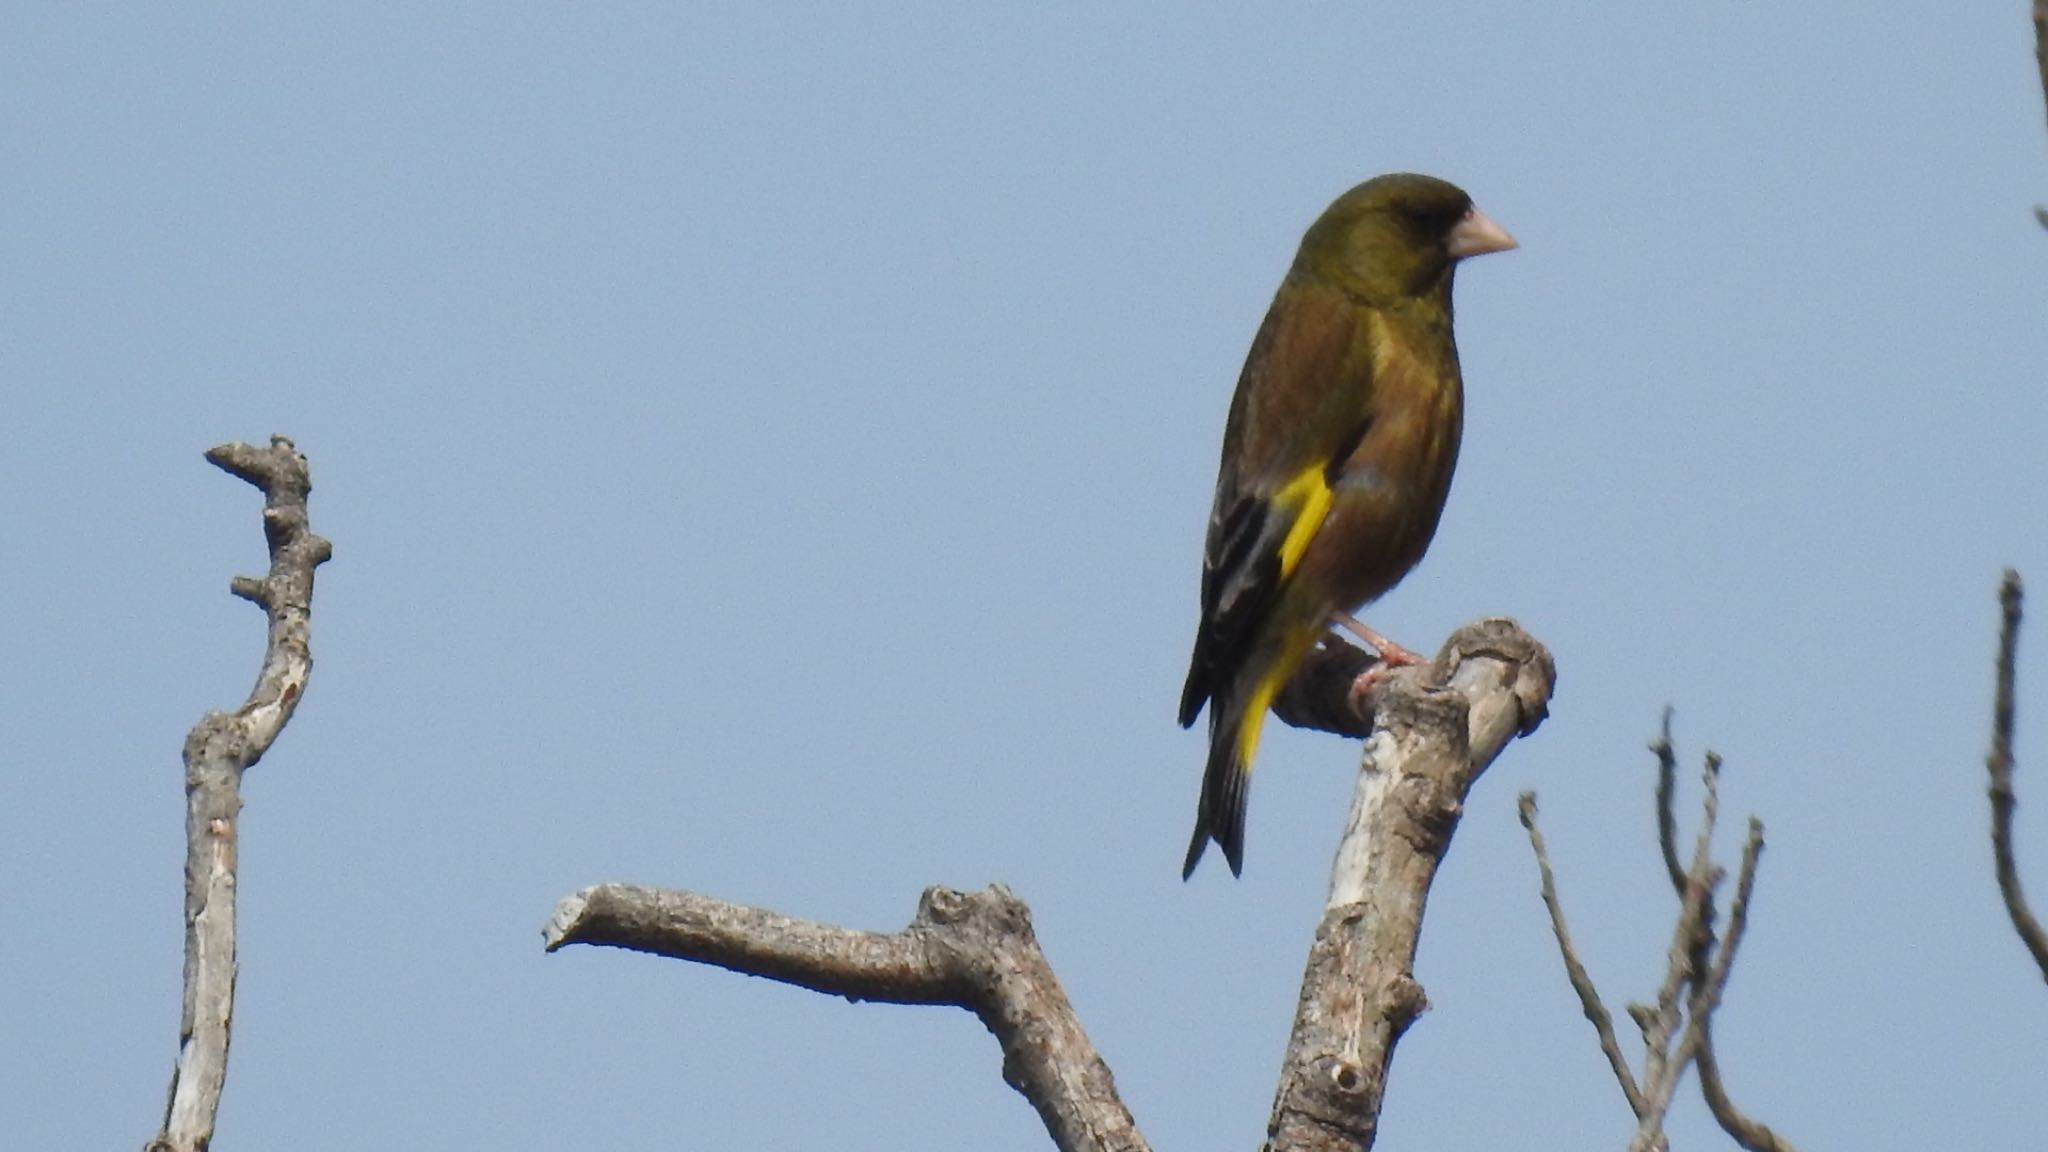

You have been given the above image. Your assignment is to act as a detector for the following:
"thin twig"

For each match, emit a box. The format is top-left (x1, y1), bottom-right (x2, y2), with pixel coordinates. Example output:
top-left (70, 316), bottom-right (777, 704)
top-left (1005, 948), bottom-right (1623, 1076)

top-left (147, 437), bottom-right (332, 1152)
top-left (1690, 818), bottom-right (1795, 1152)
top-left (2037, 0), bottom-right (2048, 142)
top-left (1537, 721), bottom-right (1796, 1152)
top-left (1626, 756), bottom-right (1722, 1152)
top-left (1988, 570), bottom-right (2048, 981)
top-left (1652, 709), bottom-right (1686, 894)
top-left (1652, 755), bottom-right (1722, 1050)
top-left (1699, 815), bottom-right (1760, 1014)
top-left (1518, 792), bottom-right (1644, 1115)
top-left (2035, 0), bottom-right (2048, 226)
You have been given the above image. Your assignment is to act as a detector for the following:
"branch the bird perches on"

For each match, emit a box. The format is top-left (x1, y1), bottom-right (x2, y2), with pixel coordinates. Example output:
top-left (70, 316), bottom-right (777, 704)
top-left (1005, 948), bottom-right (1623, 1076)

top-left (548, 617), bottom-right (1554, 1152)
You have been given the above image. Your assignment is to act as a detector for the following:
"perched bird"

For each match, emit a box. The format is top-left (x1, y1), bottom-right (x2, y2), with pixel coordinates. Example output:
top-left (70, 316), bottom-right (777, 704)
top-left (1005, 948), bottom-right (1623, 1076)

top-left (1178, 173), bottom-right (1516, 879)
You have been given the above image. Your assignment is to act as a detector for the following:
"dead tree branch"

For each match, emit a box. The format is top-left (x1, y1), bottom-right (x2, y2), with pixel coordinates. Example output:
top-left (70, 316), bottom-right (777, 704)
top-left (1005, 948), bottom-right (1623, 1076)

top-left (1521, 724), bottom-right (1796, 1152)
top-left (1988, 569), bottom-right (2048, 981)
top-left (147, 436), bottom-right (331, 1152)
top-left (1264, 618), bottom-right (1555, 1152)
top-left (546, 883), bottom-right (1147, 1152)
top-left (1651, 722), bottom-right (1787, 1150)
top-left (546, 618), bottom-right (1554, 1152)
top-left (2035, 0), bottom-right (2048, 226)
top-left (1691, 820), bottom-right (1784, 1152)
top-left (2038, 0), bottom-right (2048, 134)
top-left (1651, 710), bottom-right (1686, 892)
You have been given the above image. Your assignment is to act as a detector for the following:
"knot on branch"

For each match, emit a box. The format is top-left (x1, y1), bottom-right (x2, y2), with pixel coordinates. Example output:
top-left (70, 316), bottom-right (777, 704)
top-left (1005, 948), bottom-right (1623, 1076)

top-left (916, 883), bottom-right (1031, 938)
top-left (1279, 1053), bottom-right (1382, 1142)
top-left (228, 576), bottom-right (270, 607)
top-left (1388, 769), bottom-right (1463, 855)
top-left (1383, 972), bottom-right (1429, 1034)
top-left (1440, 616), bottom-right (1557, 738)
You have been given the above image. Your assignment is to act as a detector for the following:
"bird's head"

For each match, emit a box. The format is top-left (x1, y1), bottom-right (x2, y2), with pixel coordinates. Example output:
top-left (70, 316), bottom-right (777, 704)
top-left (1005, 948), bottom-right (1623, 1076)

top-left (1296, 173), bottom-right (1516, 305)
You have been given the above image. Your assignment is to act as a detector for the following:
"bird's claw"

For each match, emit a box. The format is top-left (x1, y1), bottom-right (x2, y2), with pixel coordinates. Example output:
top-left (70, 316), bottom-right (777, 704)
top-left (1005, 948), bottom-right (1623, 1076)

top-left (1345, 664), bottom-right (1389, 719)
top-left (1335, 614), bottom-right (1431, 719)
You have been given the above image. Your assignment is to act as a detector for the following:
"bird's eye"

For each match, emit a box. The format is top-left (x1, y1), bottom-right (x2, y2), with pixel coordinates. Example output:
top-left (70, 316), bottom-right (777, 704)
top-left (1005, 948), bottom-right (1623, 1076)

top-left (1396, 202), bottom-right (1448, 229)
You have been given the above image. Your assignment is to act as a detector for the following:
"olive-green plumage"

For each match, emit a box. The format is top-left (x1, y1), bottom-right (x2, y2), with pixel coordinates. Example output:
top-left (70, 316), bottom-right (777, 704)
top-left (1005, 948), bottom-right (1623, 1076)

top-left (1179, 173), bottom-right (1516, 878)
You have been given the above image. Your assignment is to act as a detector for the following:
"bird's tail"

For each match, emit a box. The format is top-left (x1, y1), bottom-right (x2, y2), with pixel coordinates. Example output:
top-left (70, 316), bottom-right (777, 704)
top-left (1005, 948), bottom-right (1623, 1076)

top-left (1181, 677), bottom-right (1279, 879)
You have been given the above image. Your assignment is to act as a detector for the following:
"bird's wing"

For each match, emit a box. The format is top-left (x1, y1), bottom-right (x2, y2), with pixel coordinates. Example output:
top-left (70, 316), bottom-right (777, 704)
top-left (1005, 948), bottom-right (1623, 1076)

top-left (1178, 283), bottom-right (1375, 727)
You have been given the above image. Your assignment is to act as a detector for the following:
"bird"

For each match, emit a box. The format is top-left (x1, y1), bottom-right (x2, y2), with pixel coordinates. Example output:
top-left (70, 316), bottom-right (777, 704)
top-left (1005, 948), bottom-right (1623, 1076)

top-left (1178, 173), bottom-right (1516, 879)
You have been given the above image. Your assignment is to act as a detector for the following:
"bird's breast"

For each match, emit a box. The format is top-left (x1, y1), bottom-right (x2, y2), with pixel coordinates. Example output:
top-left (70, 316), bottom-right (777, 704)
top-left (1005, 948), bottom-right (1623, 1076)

top-left (1306, 314), bottom-right (1464, 604)
top-left (1356, 309), bottom-right (1463, 493)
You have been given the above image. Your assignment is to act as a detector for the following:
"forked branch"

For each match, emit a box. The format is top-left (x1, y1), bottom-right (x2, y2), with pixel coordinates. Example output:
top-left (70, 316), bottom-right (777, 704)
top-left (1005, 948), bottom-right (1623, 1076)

top-left (1521, 719), bottom-right (1796, 1152)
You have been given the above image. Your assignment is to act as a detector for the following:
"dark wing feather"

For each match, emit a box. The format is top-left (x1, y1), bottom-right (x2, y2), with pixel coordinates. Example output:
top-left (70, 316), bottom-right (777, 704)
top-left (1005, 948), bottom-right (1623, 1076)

top-left (1177, 492), bottom-right (1280, 726)
top-left (1178, 281), bottom-right (1368, 727)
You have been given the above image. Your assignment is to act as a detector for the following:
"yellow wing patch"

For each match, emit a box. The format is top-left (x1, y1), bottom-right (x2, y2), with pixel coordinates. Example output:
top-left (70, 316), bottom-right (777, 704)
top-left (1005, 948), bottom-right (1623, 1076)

top-left (1227, 464), bottom-right (1338, 774)
top-left (1273, 465), bottom-right (1334, 580)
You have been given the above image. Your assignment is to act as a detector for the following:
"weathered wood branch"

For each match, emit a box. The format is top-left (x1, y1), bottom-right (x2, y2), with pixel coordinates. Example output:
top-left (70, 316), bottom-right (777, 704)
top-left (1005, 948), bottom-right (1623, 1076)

top-left (546, 617), bottom-right (1553, 1152)
top-left (147, 436), bottom-right (331, 1152)
top-left (545, 883), bottom-right (1148, 1152)
top-left (1987, 570), bottom-right (2048, 981)
top-left (1265, 618), bottom-right (1555, 1152)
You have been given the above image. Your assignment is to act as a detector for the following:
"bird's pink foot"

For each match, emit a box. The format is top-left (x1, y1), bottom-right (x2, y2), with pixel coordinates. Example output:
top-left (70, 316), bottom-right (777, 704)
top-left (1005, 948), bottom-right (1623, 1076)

top-left (1331, 613), bottom-right (1428, 667)
top-left (1345, 664), bottom-right (1390, 718)
top-left (1334, 614), bottom-right (1428, 719)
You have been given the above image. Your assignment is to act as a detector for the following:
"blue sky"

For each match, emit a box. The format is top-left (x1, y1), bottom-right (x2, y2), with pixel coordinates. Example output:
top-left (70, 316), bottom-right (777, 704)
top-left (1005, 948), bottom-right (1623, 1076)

top-left (6, 4), bottom-right (2046, 1149)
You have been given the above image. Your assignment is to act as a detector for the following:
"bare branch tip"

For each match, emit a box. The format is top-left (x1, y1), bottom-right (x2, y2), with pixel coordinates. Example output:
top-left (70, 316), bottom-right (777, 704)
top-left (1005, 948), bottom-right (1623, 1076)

top-left (1988, 569), bottom-right (2048, 981)
top-left (1654, 713), bottom-right (1687, 895)
top-left (543, 890), bottom-right (594, 951)
top-left (1698, 753), bottom-right (1724, 839)
top-left (203, 442), bottom-right (263, 483)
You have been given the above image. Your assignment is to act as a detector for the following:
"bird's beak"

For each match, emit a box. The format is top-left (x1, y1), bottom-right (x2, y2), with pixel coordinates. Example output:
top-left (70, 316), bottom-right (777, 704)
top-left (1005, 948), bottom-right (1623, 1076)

top-left (1445, 207), bottom-right (1517, 259)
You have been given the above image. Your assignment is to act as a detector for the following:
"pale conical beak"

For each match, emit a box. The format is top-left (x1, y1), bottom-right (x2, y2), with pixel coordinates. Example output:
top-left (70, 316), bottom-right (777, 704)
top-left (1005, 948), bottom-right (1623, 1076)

top-left (1445, 206), bottom-right (1517, 259)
